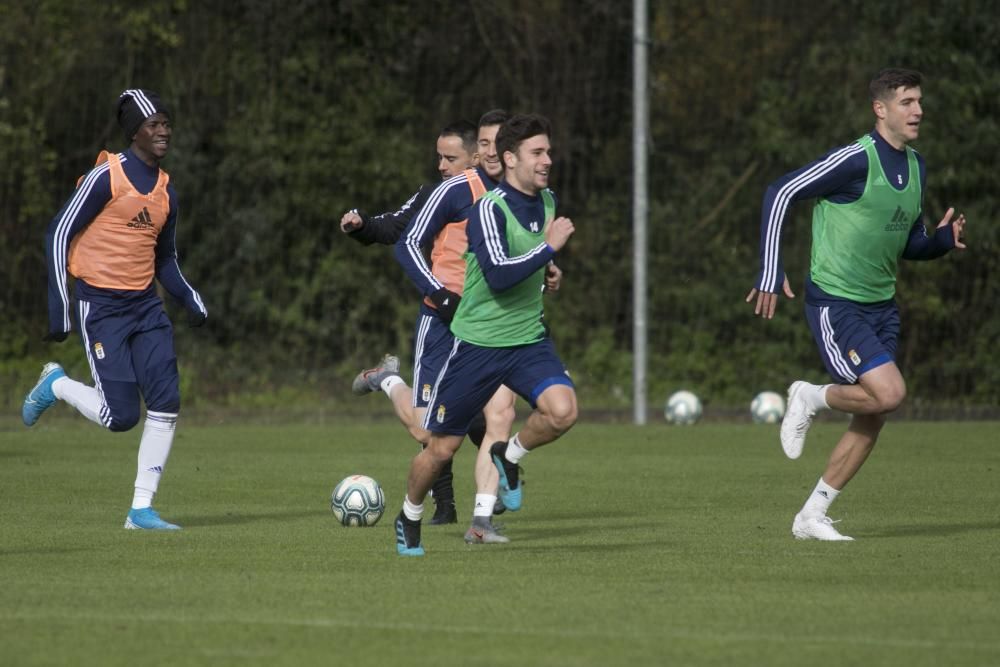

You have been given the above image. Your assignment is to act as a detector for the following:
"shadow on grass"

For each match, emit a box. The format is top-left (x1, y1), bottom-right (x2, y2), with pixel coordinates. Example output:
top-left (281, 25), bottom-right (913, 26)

top-left (0, 546), bottom-right (94, 557)
top-left (506, 508), bottom-right (644, 522)
top-left (491, 539), bottom-right (673, 554)
top-left (180, 509), bottom-right (329, 527)
top-left (868, 520), bottom-right (1000, 538)
top-left (486, 517), bottom-right (674, 549)
top-left (0, 450), bottom-right (30, 458)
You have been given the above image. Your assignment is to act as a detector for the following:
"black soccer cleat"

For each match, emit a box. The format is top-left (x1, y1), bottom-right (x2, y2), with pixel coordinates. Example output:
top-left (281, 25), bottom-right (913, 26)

top-left (430, 501), bottom-right (457, 525)
top-left (394, 511), bottom-right (424, 556)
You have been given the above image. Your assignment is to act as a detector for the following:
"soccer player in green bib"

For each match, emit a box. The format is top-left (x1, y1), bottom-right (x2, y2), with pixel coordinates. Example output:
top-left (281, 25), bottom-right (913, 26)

top-left (746, 68), bottom-right (967, 540)
top-left (394, 113), bottom-right (578, 555)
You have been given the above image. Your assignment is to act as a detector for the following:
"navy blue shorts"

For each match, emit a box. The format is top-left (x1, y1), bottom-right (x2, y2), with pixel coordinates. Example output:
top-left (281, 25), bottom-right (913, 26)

top-left (804, 297), bottom-right (899, 385)
top-left (410, 304), bottom-right (453, 408)
top-left (76, 284), bottom-right (180, 431)
top-left (422, 336), bottom-right (574, 435)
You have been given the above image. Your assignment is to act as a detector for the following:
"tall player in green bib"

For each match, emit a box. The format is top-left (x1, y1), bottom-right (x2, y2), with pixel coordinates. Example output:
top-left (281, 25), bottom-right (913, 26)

top-left (394, 114), bottom-right (578, 556)
top-left (747, 68), bottom-right (967, 541)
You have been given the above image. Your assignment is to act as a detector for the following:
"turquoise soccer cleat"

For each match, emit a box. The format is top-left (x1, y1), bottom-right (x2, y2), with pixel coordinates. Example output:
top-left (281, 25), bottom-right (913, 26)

top-left (124, 507), bottom-right (181, 530)
top-left (490, 441), bottom-right (522, 511)
top-left (394, 512), bottom-right (424, 556)
top-left (22, 362), bottom-right (66, 426)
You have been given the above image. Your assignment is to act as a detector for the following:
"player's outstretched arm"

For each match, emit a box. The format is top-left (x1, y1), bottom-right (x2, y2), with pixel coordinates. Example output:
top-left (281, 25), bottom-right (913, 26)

top-left (342, 185), bottom-right (434, 247)
top-left (745, 275), bottom-right (795, 320)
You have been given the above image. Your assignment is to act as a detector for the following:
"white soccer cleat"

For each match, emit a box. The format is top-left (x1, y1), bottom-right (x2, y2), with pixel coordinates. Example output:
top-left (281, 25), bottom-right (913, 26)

top-left (780, 380), bottom-right (815, 459)
top-left (792, 513), bottom-right (854, 541)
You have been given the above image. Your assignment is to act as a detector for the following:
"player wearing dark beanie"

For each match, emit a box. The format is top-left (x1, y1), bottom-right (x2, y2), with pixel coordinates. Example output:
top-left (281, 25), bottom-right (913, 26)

top-left (117, 89), bottom-right (170, 144)
top-left (23, 87), bottom-right (206, 532)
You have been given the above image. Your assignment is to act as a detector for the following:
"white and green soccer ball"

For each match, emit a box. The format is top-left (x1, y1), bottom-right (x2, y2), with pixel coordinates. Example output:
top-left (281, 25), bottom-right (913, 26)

top-left (664, 390), bottom-right (702, 425)
top-left (751, 391), bottom-right (785, 424)
top-left (331, 474), bottom-right (385, 527)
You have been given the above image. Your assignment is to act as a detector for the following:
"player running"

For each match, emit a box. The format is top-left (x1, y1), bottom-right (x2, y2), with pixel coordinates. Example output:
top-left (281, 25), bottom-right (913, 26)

top-left (22, 89), bottom-right (207, 530)
top-left (746, 68), bottom-right (967, 541)
top-left (394, 113), bottom-right (577, 556)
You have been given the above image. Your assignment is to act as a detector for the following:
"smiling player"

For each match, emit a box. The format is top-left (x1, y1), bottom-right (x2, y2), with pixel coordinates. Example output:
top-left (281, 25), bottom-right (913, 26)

top-left (394, 113), bottom-right (578, 556)
top-left (22, 89), bottom-right (207, 530)
top-left (746, 68), bottom-right (967, 540)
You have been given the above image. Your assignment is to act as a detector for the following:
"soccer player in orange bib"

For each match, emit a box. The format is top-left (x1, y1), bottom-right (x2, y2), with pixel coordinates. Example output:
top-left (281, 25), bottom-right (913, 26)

top-left (22, 89), bottom-right (207, 530)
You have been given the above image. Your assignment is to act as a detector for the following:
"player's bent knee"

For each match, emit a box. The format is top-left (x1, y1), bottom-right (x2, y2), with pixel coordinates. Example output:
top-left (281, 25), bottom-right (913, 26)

top-left (872, 378), bottom-right (906, 413)
top-left (544, 400), bottom-right (578, 434)
top-left (108, 409), bottom-right (141, 433)
top-left (877, 385), bottom-right (906, 413)
top-left (100, 380), bottom-right (144, 432)
top-left (407, 425), bottom-right (431, 446)
top-left (536, 384), bottom-right (578, 434)
top-left (427, 435), bottom-right (462, 462)
top-left (557, 407), bottom-right (579, 434)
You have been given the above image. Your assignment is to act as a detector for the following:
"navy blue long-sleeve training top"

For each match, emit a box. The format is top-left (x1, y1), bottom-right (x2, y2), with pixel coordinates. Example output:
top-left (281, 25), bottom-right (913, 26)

top-left (45, 148), bottom-right (205, 335)
top-left (395, 166), bottom-right (498, 297)
top-left (346, 183), bottom-right (435, 246)
top-left (755, 129), bottom-right (955, 298)
top-left (466, 180), bottom-right (558, 291)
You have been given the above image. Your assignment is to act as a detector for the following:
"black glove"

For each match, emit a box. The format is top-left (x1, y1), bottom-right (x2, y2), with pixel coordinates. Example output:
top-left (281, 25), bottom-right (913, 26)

top-left (188, 309), bottom-right (207, 328)
top-left (43, 330), bottom-right (69, 343)
top-left (429, 288), bottom-right (461, 323)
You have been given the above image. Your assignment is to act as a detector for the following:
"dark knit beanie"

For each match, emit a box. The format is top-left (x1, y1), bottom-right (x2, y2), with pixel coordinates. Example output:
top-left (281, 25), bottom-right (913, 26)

top-left (117, 89), bottom-right (170, 143)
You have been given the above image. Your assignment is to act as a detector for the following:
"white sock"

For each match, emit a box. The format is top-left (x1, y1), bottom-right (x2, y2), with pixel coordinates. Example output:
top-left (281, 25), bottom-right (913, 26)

top-left (381, 375), bottom-right (406, 396)
top-left (51, 376), bottom-right (103, 425)
top-left (473, 493), bottom-right (496, 518)
top-left (804, 383), bottom-right (832, 412)
top-left (800, 477), bottom-right (840, 517)
top-left (504, 433), bottom-right (530, 464)
top-left (131, 488), bottom-right (154, 510)
top-left (131, 411), bottom-right (177, 509)
top-left (403, 496), bottom-right (424, 522)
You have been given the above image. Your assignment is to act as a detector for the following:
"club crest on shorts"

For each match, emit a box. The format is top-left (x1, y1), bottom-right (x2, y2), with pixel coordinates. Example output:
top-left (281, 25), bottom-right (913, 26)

top-left (848, 349), bottom-right (861, 366)
top-left (422, 384), bottom-right (432, 402)
top-left (436, 404), bottom-right (446, 423)
top-left (94, 342), bottom-right (105, 360)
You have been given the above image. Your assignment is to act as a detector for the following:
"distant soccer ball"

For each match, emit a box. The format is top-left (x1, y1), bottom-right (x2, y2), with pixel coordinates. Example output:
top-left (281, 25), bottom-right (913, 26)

top-left (331, 474), bottom-right (385, 527)
top-left (751, 391), bottom-right (786, 424)
top-left (665, 390), bottom-right (702, 425)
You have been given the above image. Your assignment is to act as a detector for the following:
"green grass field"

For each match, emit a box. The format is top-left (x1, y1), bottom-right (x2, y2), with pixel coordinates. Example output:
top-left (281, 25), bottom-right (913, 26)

top-left (1, 416), bottom-right (998, 666)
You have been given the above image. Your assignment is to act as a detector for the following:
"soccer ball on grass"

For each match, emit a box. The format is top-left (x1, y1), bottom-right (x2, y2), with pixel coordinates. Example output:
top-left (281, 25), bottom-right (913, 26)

top-left (750, 391), bottom-right (785, 424)
top-left (330, 474), bottom-right (385, 527)
top-left (664, 390), bottom-right (702, 425)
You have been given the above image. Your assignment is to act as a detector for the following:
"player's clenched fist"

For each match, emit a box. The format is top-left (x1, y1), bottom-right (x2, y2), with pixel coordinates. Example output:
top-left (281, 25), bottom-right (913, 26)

top-left (545, 216), bottom-right (575, 251)
top-left (340, 210), bottom-right (363, 232)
